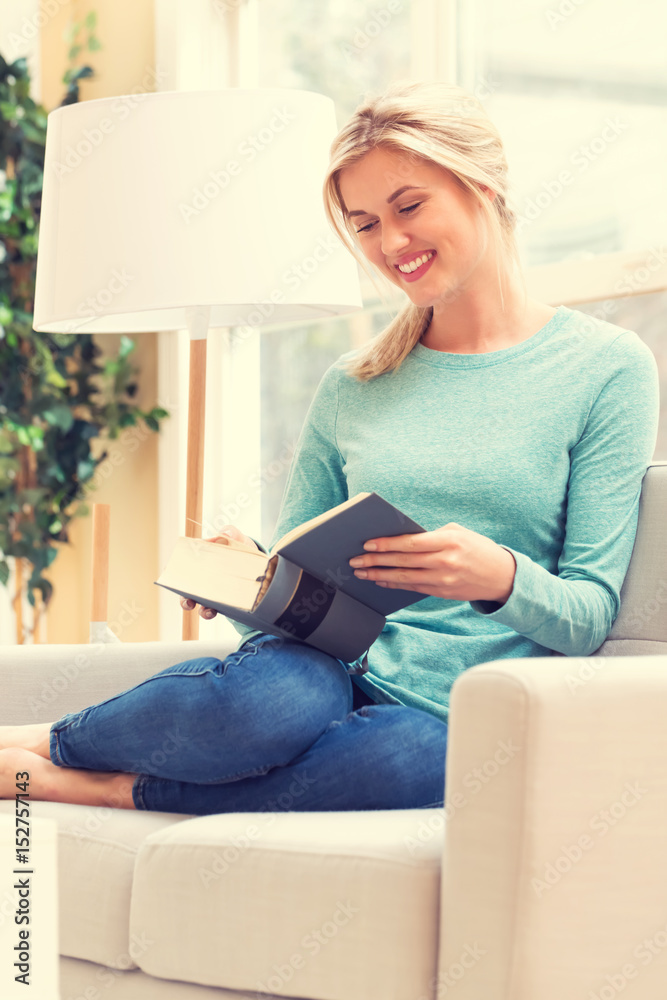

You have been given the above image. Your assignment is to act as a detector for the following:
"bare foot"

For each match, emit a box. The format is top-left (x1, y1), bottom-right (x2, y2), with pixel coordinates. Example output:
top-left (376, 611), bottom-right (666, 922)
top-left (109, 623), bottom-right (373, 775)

top-left (0, 748), bottom-right (137, 809)
top-left (0, 723), bottom-right (52, 758)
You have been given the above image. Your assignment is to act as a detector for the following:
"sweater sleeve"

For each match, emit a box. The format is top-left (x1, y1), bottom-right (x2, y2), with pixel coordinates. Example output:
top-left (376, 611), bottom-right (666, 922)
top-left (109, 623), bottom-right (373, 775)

top-left (226, 363), bottom-right (349, 642)
top-left (470, 331), bottom-right (660, 656)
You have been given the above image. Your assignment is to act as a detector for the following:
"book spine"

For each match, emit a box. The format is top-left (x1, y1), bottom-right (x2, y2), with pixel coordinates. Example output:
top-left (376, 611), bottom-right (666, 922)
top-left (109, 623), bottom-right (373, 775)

top-left (256, 555), bottom-right (385, 662)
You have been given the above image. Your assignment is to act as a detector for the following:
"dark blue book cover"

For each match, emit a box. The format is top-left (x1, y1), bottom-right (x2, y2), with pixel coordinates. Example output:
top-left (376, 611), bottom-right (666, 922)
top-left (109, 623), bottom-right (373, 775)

top-left (275, 491), bottom-right (428, 615)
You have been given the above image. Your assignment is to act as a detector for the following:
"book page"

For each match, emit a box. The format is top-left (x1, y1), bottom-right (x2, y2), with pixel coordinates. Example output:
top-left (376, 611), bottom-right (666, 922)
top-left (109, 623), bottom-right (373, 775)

top-left (156, 537), bottom-right (269, 610)
top-left (211, 535), bottom-right (261, 553)
top-left (271, 492), bottom-right (370, 553)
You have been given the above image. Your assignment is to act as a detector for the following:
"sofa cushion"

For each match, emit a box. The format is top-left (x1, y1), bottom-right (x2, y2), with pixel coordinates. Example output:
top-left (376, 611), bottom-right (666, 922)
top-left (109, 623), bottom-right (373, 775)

top-left (0, 800), bottom-right (191, 970)
top-left (60, 955), bottom-right (266, 999)
top-left (130, 808), bottom-right (444, 1000)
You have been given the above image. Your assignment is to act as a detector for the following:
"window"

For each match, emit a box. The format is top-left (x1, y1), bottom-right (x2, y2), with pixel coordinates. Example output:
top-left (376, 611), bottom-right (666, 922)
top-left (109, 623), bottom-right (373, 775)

top-left (251, 0), bottom-right (667, 544)
top-left (154, 0), bottom-right (666, 639)
top-left (460, 0), bottom-right (667, 264)
top-left (253, 0), bottom-right (413, 542)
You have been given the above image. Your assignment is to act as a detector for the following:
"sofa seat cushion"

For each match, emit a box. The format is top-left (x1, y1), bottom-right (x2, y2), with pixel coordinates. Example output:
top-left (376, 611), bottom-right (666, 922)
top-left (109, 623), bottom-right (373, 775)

top-left (0, 800), bottom-right (191, 969)
top-left (130, 808), bottom-right (444, 1000)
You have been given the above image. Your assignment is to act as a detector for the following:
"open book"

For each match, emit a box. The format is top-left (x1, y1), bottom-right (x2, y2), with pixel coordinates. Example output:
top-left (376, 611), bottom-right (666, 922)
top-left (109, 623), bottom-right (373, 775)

top-left (155, 492), bottom-right (427, 662)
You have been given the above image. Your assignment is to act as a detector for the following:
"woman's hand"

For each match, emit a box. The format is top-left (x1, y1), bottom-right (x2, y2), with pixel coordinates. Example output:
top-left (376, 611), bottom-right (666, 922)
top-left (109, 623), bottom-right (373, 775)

top-left (348, 522), bottom-right (516, 605)
top-left (180, 525), bottom-right (260, 620)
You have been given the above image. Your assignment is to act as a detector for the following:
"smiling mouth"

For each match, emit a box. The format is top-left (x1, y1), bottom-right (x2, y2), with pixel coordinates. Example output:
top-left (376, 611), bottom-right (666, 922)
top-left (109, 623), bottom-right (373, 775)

top-left (395, 251), bottom-right (435, 274)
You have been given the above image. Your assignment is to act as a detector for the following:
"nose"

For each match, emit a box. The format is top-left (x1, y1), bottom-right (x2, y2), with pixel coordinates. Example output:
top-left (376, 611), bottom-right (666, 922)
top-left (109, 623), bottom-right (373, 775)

top-left (380, 217), bottom-right (411, 258)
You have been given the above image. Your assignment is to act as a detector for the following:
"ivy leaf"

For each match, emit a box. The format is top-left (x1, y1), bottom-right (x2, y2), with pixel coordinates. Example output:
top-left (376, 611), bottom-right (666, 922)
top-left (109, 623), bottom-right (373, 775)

top-left (44, 404), bottom-right (74, 433)
top-left (118, 335), bottom-right (135, 360)
top-left (0, 429), bottom-right (14, 454)
top-left (20, 488), bottom-right (47, 507)
top-left (28, 575), bottom-right (53, 606)
top-left (45, 368), bottom-right (69, 389)
top-left (76, 457), bottom-right (97, 481)
top-left (0, 560), bottom-right (9, 587)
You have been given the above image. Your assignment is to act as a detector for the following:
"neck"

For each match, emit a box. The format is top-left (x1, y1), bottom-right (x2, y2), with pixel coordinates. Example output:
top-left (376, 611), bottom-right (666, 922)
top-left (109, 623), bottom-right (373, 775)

top-left (419, 276), bottom-right (539, 354)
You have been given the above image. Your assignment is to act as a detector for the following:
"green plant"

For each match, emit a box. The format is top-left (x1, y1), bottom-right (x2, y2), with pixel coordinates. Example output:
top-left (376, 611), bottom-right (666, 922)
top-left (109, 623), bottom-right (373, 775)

top-left (0, 15), bottom-right (168, 643)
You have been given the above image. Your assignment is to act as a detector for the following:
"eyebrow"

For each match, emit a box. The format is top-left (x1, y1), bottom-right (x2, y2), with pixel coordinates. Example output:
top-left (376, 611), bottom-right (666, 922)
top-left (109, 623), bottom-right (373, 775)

top-left (346, 185), bottom-right (425, 218)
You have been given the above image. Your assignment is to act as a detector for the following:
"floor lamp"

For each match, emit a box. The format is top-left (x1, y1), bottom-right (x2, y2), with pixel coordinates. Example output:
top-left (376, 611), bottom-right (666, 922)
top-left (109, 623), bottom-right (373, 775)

top-left (32, 88), bottom-right (363, 640)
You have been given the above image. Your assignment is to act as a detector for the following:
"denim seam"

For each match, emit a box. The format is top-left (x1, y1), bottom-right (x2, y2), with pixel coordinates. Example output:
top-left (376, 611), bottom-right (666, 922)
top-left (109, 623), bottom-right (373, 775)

top-left (49, 646), bottom-right (264, 774)
top-left (132, 775), bottom-right (148, 809)
top-left (57, 645), bottom-right (266, 728)
top-left (51, 728), bottom-right (66, 767)
top-left (184, 750), bottom-right (313, 785)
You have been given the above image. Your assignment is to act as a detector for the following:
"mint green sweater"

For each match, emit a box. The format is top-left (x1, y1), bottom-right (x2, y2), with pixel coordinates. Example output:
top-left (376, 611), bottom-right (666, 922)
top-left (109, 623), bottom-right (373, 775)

top-left (229, 305), bottom-right (659, 723)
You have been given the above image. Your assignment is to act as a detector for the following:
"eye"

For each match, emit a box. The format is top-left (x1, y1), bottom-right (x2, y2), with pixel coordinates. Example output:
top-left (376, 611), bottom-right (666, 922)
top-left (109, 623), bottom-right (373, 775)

top-left (354, 201), bottom-right (423, 235)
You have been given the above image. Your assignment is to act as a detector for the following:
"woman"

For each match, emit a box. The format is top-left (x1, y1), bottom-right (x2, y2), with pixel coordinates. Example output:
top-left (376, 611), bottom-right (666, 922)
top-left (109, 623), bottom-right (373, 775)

top-left (0, 81), bottom-right (659, 813)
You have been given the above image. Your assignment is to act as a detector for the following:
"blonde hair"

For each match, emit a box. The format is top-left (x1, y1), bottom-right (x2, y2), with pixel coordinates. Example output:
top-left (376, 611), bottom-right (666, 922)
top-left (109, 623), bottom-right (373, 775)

top-left (323, 80), bottom-right (527, 381)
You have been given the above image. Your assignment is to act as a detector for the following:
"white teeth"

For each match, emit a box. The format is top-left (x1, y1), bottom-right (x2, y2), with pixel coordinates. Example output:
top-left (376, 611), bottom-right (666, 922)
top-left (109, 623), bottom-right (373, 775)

top-left (398, 252), bottom-right (433, 274)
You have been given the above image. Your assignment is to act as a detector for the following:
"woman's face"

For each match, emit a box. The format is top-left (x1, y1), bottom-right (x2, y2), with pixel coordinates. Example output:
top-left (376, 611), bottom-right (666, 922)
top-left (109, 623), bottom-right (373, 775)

top-left (337, 145), bottom-right (495, 310)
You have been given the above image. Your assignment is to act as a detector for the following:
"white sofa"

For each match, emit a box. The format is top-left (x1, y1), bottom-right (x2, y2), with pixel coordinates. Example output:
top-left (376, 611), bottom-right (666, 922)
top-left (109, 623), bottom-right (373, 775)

top-left (1, 462), bottom-right (666, 1000)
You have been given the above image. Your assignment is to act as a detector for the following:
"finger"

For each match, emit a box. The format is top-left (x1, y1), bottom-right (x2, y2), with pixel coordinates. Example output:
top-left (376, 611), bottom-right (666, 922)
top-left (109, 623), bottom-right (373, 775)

top-left (351, 551), bottom-right (436, 568)
top-left (363, 528), bottom-right (456, 552)
top-left (199, 606), bottom-right (217, 620)
top-left (180, 598), bottom-right (196, 610)
top-left (356, 567), bottom-right (430, 584)
top-left (363, 534), bottom-right (429, 553)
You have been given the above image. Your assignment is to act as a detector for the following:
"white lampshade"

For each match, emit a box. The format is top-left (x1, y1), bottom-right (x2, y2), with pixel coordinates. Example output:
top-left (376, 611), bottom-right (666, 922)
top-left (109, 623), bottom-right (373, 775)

top-left (33, 88), bottom-right (363, 333)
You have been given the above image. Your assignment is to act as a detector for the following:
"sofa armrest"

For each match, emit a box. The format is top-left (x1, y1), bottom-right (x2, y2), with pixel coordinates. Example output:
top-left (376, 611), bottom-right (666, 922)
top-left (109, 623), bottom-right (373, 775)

top-left (0, 640), bottom-right (238, 724)
top-left (437, 654), bottom-right (667, 1000)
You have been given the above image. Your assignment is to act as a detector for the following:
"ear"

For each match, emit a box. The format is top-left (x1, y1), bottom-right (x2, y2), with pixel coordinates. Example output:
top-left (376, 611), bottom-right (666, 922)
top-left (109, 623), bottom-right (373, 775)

top-left (480, 184), bottom-right (497, 203)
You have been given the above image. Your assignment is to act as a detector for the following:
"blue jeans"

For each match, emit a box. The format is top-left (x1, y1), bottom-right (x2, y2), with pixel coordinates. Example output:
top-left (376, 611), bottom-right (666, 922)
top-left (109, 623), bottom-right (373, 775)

top-left (49, 633), bottom-right (448, 815)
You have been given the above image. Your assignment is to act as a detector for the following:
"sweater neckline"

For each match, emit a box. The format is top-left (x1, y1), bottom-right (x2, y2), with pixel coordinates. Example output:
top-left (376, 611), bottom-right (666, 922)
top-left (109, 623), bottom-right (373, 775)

top-left (409, 304), bottom-right (569, 368)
